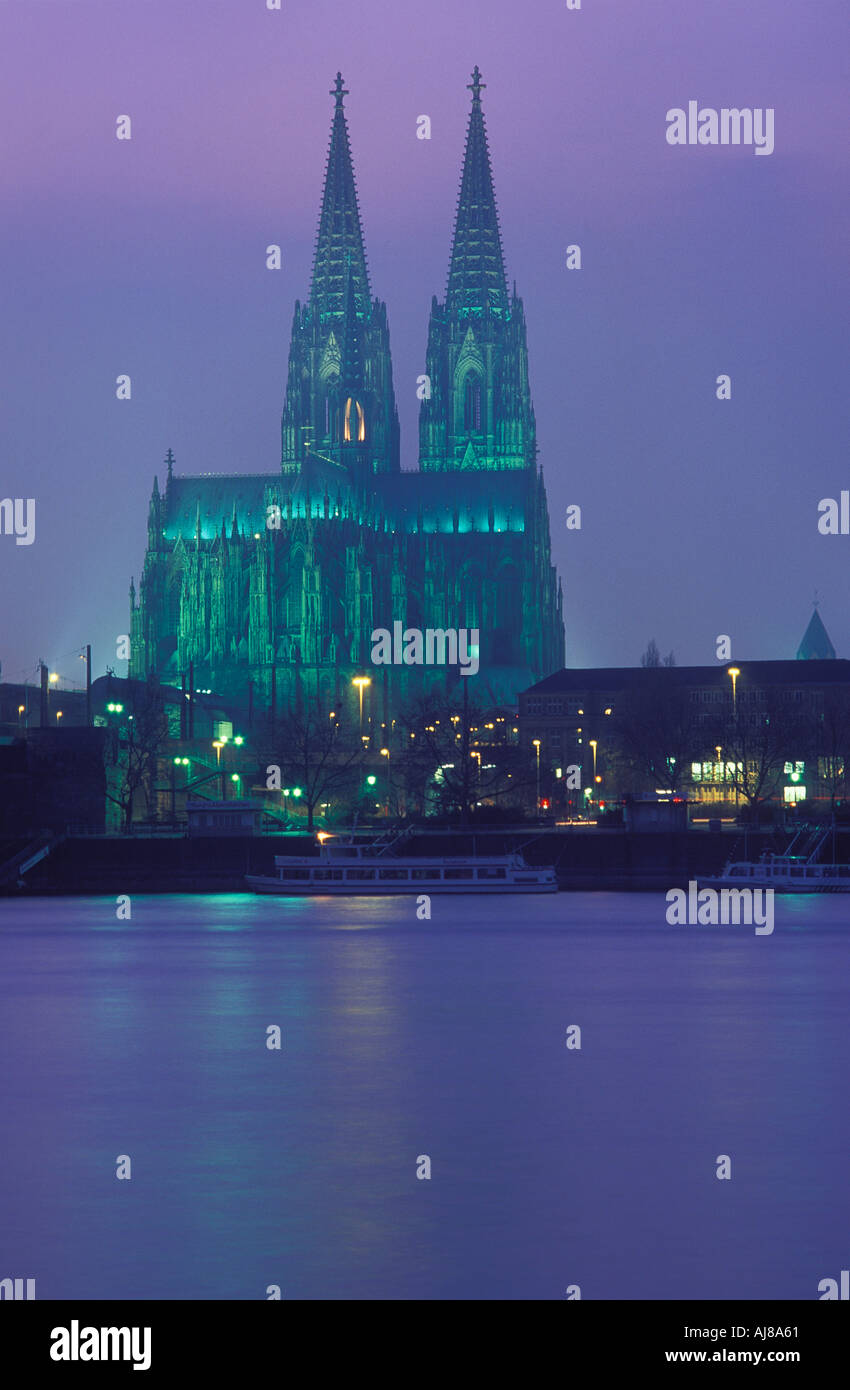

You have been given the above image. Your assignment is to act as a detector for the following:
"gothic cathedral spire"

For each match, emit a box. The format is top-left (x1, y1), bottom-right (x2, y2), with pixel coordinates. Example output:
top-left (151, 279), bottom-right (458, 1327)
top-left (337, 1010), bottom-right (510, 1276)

top-left (310, 73), bottom-right (371, 322)
top-left (281, 75), bottom-right (399, 478)
top-left (445, 65), bottom-right (509, 319)
top-left (419, 67), bottom-right (534, 473)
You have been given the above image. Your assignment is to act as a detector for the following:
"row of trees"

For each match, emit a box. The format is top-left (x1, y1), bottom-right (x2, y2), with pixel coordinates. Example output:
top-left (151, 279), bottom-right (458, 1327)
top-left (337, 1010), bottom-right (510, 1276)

top-left (93, 667), bottom-right (850, 830)
top-left (256, 689), bottom-right (538, 827)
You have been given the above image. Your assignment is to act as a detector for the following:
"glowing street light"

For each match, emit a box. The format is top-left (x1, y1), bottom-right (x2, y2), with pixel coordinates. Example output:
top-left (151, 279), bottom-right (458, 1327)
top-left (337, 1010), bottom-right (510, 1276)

top-left (212, 740), bottom-right (224, 763)
top-left (727, 667), bottom-right (740, 712)
top-left (532, 737), bottom-right (541, 809)
top-left (56, 710), bottom-right (63, 722)
top-left (352, 676), bottom-right (371, 729)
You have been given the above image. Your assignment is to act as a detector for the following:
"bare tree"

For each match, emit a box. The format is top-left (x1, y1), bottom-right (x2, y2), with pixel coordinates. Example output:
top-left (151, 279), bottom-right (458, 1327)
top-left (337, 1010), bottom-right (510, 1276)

top-left (708, 694), bottom-right (807, 813)
top-left (105, 673), bottom-right (170, 832)
top-left (259, 699), bottom-right (366, 830)
top-left (812, 688), bottom-right (850, 815)
top-left (398, 689), bottom-right (532, 823)
top-left (640, 639), bottom-right (676, 669)
top-left (614, 674), bottom-right (698, 796)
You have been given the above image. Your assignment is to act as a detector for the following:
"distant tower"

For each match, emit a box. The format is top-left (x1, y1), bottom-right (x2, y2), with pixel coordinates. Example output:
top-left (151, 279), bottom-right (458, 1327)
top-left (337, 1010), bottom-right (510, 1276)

top-left (280, 73), bottom-right (399, 482)
top-left (796, 600), bottom-right (837, 660)
top-left (419, 65), bottom-right (535, 473)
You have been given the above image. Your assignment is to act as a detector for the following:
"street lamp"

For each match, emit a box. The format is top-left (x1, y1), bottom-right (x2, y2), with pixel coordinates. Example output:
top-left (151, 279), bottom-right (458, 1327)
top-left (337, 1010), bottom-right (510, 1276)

top-left (727, 667), bottom-right (740, 712)
top-left (56, 710), bottom-right (63, 723)
top-left (352, 676), bottom-right (371, 730)
top-left (589, 739), bottom-right (597, 811)
top-left (212, 739), bottom-right (226, 799)
top-left (380, 747), bottom-right (390, 816)
top-left (532, 738), bottom-right (541, 810)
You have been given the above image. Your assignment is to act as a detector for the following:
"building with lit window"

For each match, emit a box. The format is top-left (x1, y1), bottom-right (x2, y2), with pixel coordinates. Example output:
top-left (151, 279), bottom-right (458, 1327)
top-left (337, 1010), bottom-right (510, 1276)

top-left (520, 645), bottom-right (850, 816)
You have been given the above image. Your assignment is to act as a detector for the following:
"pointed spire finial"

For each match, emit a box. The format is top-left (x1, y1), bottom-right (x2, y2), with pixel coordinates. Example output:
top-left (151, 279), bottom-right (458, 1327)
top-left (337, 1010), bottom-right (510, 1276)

top-left (468, 65), bottom-right (485, 102)
top-left (332, 72), bottom-right (348, 106)
top-left (165, 447), bottom-right (175, 483)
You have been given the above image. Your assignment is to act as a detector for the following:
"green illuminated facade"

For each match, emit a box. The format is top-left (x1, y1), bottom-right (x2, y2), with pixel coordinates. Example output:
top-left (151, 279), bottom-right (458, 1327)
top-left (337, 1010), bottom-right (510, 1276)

top-left (130, 69), bottom-right (564, 716)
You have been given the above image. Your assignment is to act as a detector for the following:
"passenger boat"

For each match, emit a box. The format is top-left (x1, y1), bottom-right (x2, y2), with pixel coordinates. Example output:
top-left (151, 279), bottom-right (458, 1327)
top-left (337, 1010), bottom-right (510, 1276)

top-left (701, 825), bottom-right (850, 893)
top-left (701, 858), bottom-right (850, 893)
top-left (245, 831), bottom-right (558, 895)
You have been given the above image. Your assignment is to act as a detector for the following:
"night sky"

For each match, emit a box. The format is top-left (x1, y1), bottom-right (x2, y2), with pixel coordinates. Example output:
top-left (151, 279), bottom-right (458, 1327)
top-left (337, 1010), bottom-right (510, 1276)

top-left (1, 0), bottom-right (848, 689)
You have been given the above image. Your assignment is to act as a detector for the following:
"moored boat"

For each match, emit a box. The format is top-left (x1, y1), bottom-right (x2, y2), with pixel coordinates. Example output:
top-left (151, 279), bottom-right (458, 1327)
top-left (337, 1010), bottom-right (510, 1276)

top-left (245, 831), bottom-right (557, 895)
top-left (700, 825), bottom-right (850, 893)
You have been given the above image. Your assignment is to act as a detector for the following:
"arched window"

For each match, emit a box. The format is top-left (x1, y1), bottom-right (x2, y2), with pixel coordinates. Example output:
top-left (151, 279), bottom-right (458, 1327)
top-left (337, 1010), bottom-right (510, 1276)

top-left (344, 398), bottom-right (366, 443)
top-left (464, 374), bottom-right (482, 433)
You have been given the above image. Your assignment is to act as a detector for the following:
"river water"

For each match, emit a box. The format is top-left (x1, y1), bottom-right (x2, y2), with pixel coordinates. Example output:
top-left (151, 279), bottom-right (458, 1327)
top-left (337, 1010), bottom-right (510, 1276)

top-left (0, 892), bottom-right (847, 1300)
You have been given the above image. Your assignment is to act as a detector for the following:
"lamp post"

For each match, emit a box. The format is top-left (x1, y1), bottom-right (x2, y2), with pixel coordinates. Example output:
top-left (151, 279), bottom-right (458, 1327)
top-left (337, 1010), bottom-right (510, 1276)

top-left (715, 745), bottom-right (723, 798)
top-left (589, 739), bottom-right (597, 813)
top-left (352, 676), bottom-right (371, 733)
top-left (727, 670), bottom-right (741, 812)
top-left (212, 739), bottom-right (225, 799)
top-left (532, 738), bottom-right (541, 812)
top-left (380, 746), bottom-right (391, 816)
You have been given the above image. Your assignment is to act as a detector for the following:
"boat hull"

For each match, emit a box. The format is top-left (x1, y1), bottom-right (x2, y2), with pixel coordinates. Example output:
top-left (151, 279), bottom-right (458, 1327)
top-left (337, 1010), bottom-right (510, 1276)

top-left (700, 876), bottom-right (850, 894)
top-left (245, 875), bottom-right (557, 895)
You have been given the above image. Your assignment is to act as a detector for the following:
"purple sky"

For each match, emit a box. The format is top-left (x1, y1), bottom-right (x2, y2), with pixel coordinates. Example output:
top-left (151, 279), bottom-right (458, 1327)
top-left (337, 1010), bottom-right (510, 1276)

top-left (1, 0), bottom-right (848, 689)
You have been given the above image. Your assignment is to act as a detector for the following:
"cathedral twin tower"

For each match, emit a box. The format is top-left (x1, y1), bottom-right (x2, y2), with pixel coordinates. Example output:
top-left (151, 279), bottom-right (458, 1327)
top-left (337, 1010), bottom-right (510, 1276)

top-left (131, 68), bottom-right (564, 720)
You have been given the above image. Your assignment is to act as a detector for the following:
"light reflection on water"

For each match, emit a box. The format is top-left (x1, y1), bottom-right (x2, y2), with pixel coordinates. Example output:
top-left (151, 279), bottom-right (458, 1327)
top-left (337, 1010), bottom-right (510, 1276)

top-left (0, 892), bottom-right (847, 1300)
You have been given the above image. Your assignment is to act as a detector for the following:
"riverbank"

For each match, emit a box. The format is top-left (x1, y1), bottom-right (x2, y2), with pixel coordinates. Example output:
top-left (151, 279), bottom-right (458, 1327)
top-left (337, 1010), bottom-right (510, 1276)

top-left (5, 826), bottom-right (837, 894)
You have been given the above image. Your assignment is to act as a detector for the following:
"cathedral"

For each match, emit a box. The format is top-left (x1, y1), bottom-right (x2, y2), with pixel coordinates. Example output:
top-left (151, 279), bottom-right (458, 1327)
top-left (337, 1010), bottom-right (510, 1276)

top-left (130, 68), bottom-right (565, 723)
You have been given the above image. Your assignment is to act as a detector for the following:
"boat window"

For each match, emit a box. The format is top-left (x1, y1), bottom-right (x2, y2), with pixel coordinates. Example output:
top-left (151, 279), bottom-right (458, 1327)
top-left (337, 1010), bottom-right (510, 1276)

top-left (280, 868), bottom-right (311, 880)
top-left (477, 867), bottom-right (507, 879)
top-left (444, 869), bottom-right (474, 880)
top-left (379, 869), bottom-right (409, 880)
top-left (345, 869), bottom-right (376, 880)
top-left (411, 869), bottom-right (442, 880)
top-left (313, 869), bottom-right (344, 881)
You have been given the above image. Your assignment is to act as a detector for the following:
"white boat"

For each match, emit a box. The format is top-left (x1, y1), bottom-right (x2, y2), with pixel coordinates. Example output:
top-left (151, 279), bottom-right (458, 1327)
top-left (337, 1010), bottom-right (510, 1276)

top-left (702, 825), bottom-right (850, 893)
top-left (702, 858), bottom-right (850, 892)
top-left (245, 831), bottom-right (558, 895)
